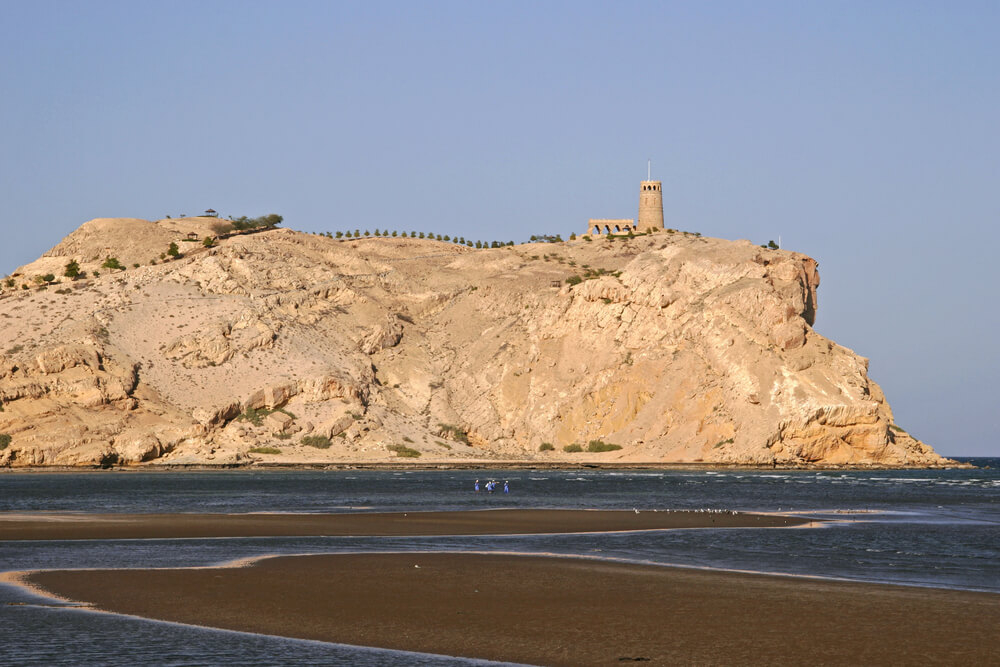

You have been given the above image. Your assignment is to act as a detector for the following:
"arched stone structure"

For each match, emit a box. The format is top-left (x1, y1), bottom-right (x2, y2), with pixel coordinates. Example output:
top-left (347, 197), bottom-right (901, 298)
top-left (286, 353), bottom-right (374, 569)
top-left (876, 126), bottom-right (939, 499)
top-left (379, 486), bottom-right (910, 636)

top-left (584, 174), bottom-right (664, 235)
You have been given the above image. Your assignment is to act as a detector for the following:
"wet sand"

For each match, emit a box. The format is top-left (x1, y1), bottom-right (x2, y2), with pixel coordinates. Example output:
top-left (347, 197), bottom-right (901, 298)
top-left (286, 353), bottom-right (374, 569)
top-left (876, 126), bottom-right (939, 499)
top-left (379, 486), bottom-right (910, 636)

top-left (23, 552), bottom-right (1000, 665)
top-left (0, 508), bottom-right (807, 540)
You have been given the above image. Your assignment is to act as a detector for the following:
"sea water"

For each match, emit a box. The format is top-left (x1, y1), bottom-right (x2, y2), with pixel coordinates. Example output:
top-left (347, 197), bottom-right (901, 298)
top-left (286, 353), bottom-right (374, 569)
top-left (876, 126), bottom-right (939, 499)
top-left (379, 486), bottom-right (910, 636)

top-left (0, 461), bottom-right (997, 665)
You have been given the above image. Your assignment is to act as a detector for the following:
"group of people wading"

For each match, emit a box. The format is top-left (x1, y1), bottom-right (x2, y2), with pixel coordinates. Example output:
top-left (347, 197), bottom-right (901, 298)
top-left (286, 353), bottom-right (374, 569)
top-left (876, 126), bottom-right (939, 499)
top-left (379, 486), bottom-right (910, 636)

top-left (474, 479), bottom-right (509, 494)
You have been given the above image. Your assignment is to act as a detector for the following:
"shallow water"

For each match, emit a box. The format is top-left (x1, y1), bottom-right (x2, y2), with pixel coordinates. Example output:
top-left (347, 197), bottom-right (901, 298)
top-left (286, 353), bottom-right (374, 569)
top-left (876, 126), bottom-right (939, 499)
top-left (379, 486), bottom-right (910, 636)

top-left (1, 461), bottom-right (997, 664)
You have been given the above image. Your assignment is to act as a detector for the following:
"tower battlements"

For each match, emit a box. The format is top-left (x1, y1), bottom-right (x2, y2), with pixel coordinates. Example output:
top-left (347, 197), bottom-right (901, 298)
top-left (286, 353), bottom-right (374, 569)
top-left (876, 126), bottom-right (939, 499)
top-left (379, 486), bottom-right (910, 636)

top-left (638, 180), bottom-right (663, 232)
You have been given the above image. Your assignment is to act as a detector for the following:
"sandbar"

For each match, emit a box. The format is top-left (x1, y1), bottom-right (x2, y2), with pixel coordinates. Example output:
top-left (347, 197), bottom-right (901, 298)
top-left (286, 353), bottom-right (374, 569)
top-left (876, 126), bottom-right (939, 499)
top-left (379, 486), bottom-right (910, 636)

top-left (0, 508), bottom-right (808, 540)
top-left (21, 552), bottom-right (1000, 665)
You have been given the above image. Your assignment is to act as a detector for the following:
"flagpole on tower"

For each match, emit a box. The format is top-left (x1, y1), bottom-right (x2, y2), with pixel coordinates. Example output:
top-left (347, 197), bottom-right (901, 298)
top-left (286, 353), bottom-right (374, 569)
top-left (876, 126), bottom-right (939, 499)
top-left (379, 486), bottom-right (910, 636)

top-left (647, 159), bottom-right (651, 181)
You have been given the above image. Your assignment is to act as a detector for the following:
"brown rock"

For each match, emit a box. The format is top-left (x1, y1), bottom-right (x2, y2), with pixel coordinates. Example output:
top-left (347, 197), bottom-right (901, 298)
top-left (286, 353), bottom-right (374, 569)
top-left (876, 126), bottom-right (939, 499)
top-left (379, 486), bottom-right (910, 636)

top-left (0, 218), bottom-right (955, 467)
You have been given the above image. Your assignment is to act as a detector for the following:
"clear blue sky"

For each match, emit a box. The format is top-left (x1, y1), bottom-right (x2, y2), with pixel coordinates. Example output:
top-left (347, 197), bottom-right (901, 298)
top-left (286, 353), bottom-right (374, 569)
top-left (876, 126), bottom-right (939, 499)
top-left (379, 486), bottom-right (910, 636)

top-left (2, 1), bottom-right (997, 456)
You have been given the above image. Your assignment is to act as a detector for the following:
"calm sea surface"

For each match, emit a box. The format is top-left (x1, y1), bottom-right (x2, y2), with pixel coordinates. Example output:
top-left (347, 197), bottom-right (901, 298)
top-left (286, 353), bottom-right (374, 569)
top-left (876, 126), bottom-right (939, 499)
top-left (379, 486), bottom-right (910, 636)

top-left (1, 460), bottom-right (997, 665)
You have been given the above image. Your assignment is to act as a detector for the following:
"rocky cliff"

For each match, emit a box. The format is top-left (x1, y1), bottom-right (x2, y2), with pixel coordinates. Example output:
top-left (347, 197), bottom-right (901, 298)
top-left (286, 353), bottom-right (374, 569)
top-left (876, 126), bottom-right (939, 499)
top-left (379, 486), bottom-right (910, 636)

top-left (0, 217), bottom-right (952, 467)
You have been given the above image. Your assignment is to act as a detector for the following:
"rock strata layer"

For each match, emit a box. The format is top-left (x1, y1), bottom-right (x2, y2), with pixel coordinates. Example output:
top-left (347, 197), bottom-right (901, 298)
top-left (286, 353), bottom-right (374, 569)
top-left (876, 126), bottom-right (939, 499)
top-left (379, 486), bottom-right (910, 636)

top-left (0, 217), bottom-right (951, 467)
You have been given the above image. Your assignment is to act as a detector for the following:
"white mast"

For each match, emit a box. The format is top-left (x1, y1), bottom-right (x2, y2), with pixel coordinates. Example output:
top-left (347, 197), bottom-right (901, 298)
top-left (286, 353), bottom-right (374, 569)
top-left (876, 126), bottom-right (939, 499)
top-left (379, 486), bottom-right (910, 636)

top-left (647, 159), bottom-right (651, 180)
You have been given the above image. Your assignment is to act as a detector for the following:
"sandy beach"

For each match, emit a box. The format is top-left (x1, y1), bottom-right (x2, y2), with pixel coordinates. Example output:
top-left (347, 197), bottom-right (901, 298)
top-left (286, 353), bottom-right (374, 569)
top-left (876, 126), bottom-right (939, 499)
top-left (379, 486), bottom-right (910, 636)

top-left (21, 552), bottom-right (1000, 666)
top-left (0, 508), bottom-right (808, 540)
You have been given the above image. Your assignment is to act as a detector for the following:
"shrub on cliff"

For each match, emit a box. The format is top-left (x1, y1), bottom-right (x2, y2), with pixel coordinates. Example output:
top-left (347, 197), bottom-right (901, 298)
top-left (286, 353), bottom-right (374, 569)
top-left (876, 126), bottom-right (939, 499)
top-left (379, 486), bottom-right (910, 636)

top-left (301, 435), bottom-right (333, 449)
top-left (102, 257), bottom-right (123, 270)
top-left (0, 434), bottom-right (11, 450)
top-left (249, 446), bottom-right (281, 454)
top-left (167, 242), bottom-right (180, 258)
top-left (539, 442), bottom-right (554, 451)
top-left (388, 443), bottom-right (421, 458)
top-left (438, 423), bottom-right (470, 444)
top-left (587, 440), bottom-right (622, 452)
top-left (64, 260), bottom-right (80, 279)
top-left (232, 214), bottom-right (284, 231)
top-left (563, 443), bottom-right (583, 453)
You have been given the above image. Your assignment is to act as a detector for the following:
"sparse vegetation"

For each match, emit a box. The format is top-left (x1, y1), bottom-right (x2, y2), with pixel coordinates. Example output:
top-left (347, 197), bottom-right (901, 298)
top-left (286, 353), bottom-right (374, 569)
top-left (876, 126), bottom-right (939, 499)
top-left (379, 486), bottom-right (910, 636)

top-left (713, 438), bottom-right (735, 449)
top-left (387, 443), bottom-right (421, 458)
top-left (202, 236), bottom-right (215, 248)
top-left (230, 213), bottom-right (283, 231)
top-left (64, 260), bottom-right (80, 279)
top-left (587, 440), bottom-right (622, 452)
top-left (301, 435), bottom-right (333, 449)
top-left (539, 442), bottom-right (554, 451)
top-left (167, 242), bottom-right (180, 258)
top-left (249, 446), bottom-right (282, 454)
top-left (0, 433), bottom-right (11, 450)
top-left (565, 275), bottom-right (583, 286)
top-left (438, 423), bottom-right (470, 444)
top-left (236, 406), bottom-right (292, 426)
top-left (102, 257), bottom-right (124, 270)
top-left (889, 424), bottom-right (907, 434)
top-left (4, 278), bottom-right (15, 288)
top-left (563, 443), bottom-right (583, 452)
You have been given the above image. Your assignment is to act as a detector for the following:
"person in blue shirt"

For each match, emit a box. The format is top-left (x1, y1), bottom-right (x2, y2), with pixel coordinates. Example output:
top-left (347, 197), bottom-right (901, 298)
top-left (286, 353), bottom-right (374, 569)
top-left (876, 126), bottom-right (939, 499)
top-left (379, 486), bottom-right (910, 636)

top-left (474, 479), bottom-right (480, 492)
top-left (503, 480), bottom-right (509, 494)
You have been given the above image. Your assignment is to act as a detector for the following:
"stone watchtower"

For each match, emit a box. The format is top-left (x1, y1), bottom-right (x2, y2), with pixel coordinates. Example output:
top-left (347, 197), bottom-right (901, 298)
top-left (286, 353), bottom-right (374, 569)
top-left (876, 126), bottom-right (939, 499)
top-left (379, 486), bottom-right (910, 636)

top-left (638, 180), bottom-right (663, 232)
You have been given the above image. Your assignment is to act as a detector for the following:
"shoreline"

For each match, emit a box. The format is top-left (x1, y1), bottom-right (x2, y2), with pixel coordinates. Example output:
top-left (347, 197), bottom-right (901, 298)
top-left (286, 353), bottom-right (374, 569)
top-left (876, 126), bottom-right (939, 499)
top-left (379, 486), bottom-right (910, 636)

top-left (0, 459), bottom-right (977, 473)
top-left (15, 552), bottom-right (1000, 665)
top-left (0, 508), bottom-right (811, 541)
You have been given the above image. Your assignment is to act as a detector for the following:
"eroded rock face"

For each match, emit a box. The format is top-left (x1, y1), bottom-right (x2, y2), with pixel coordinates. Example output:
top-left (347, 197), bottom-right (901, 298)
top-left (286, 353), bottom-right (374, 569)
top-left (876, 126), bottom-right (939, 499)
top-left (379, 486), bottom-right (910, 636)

top-left (0, 218), bottom-right (954, 467)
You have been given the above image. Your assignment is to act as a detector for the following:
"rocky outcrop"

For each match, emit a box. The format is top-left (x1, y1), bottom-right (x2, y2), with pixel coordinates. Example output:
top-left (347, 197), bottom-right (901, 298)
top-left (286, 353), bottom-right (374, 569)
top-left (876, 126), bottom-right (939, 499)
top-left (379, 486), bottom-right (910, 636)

top-left (0, 218), bottom-right (956, 467)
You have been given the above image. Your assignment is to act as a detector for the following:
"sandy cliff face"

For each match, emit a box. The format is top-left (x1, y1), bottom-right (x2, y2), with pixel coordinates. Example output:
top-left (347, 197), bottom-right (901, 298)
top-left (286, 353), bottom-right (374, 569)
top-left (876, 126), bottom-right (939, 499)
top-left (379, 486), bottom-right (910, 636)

top-left (0, 218), bottom-right (950, 467)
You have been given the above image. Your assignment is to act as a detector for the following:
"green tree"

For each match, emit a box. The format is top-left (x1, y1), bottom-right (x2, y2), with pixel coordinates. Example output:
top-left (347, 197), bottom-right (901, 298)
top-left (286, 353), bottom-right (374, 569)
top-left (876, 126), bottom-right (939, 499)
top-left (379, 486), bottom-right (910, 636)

top-left (335, 231), bottom-right (343, 238)
top-left (364, 230), bottom-right (370, 237)
top-left (475, 241), bottom-right (482, 248)
top-left (167, 242), bottom-right (180, 257)
top-left (102, 257), bottom-right (123, 270)
top-left (4, 278), bottom-right (14, 288)
top-left (569, 232), bottom-right (577, 240)
top-left (255, 213), bottom-right (283, 229)
top-left (374, 229), bottom-right (381, 237)
top-left (64, 260), bottom-right (80, 279)
top-left (202, 236), bottom-right (215, 248)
